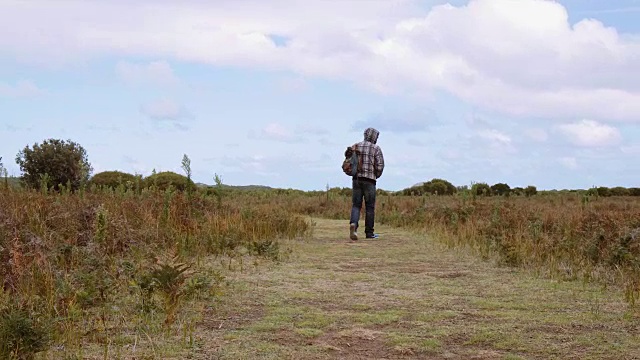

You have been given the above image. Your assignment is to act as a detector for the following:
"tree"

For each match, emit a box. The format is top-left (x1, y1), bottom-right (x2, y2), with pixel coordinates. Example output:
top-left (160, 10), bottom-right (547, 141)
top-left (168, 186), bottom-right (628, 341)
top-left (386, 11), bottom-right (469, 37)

top-left (471, 182), bottom-right (491, 196)
top-left (491, 183), bottom-right (511, 196)
top-left (401, 178), bottom-right (457, 196)
top-left (422, 178), bottom-right (457, 195)
top-left (15, 139), bottom-right (92, 191)
top-left (524, 185), bottom-right (538, 197)
top-left (609, 187), bottom-right (630, 196)
top-left (596, 186), bottom-right (611, 197)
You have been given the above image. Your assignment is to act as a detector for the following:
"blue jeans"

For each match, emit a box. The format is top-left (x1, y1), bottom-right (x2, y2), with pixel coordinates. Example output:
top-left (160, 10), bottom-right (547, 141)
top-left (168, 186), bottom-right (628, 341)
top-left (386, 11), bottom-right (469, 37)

top-left (350, 178), bottom-right (376, 236)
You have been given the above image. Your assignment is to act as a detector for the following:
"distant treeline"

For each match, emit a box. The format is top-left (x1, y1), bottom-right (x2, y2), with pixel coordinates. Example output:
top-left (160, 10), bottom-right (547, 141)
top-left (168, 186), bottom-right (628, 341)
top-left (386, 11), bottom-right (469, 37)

top-left (0, 137), bottom-right (635, 197)
top-left (4, 172), bottom-right (639, 198)
top-left (396, 178), bottom-right (640, 197)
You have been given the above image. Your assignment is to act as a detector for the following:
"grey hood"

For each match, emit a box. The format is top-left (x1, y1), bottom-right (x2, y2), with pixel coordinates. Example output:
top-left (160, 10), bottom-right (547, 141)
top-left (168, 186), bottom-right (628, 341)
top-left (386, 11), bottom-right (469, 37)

top-left (364, 127), bottom-right (379, 144)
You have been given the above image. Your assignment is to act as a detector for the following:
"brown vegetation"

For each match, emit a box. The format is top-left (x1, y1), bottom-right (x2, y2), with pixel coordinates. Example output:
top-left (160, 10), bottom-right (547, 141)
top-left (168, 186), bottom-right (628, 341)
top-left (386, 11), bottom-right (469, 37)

top-left (0, 186), bottom-right (309, 359)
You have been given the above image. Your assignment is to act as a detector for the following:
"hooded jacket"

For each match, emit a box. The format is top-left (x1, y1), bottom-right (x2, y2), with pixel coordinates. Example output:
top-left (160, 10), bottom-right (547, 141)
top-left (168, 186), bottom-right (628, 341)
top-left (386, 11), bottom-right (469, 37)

top-left (346, 127), bottom-right (384, 182)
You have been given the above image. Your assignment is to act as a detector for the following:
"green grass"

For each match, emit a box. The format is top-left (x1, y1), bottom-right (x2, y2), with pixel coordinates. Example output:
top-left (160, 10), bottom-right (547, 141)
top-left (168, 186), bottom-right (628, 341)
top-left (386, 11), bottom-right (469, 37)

top-left (352, 309), bottom-right (405, 326)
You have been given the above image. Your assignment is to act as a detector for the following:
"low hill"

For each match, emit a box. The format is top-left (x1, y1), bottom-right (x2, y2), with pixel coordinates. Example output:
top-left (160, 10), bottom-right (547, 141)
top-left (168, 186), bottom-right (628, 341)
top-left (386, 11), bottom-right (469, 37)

top-left (196, 183), bottom-right (274, 191)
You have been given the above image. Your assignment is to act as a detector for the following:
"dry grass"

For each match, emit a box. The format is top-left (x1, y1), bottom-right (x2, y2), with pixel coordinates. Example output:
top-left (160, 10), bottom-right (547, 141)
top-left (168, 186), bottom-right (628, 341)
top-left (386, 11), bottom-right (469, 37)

top-left (3, 185), bottom-right (640, 358)
top-left (246, 191), bottom-right (640, 306)
top-left (0, 187), bottom-right (309, 359)
top-left (197, 218), bottom-right (640, 359)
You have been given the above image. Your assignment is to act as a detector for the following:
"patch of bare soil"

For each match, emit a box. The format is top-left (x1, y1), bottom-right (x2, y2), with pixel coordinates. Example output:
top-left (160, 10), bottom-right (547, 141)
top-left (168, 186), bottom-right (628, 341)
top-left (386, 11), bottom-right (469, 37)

top-left (313, 328), bottom-right (412, 360)
top-left (201, 298), bottom-right (266, 332)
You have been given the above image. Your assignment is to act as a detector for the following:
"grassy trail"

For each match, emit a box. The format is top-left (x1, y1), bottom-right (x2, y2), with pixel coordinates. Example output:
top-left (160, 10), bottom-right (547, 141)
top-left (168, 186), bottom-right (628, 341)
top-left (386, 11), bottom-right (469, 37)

top-left (196, 218), bottom-right (640, 359)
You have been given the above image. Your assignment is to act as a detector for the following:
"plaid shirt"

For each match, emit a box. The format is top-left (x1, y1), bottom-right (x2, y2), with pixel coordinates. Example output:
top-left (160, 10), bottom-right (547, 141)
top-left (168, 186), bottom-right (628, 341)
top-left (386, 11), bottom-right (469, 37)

top-left (350, 128), bottom-right (384, 181)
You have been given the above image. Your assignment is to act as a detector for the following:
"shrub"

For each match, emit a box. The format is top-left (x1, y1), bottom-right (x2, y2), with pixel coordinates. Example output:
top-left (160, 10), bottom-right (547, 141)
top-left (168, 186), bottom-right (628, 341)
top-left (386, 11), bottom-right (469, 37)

top-left (15, 138), bottom-right (92, 191)
top-left (143, 171), bottom-right (195, 192)
top-left (471, 182), bottom-right (491, 196)
top-left (524, 185), bottom-right (538, 197)
top-left (0, 306), bottom-right (51, 359)
top-left (400, 178), bottom-right (457, 196)
top-left (89, 171), bottom-right (139, 189)
top-left (491, 183), bottom-right (511, 196)
top-left (377, 189), bottom-right (390, 196)
top-left (423, 178), bottom-right (457, 195)
top-left (610, 187), bottom-right (630, 196)
top-left (596, 186), bottom-right (611, 197)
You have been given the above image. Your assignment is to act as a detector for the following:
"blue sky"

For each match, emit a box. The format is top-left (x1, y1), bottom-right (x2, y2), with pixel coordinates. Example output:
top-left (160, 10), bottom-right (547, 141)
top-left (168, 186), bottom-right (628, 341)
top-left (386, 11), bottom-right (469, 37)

top-left (1, 0), bottom-right (640, 191)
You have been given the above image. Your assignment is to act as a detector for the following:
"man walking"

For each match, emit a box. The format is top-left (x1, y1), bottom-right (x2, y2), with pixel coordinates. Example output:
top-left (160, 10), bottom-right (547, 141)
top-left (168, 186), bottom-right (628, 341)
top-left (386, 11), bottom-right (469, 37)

top-left (346, 127), bottom-right (384, 240)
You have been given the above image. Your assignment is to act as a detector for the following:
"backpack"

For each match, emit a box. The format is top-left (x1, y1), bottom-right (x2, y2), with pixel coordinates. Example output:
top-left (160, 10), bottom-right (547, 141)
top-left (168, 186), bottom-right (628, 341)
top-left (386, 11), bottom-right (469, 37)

top-left (342, 145), bottom-right (362, 177)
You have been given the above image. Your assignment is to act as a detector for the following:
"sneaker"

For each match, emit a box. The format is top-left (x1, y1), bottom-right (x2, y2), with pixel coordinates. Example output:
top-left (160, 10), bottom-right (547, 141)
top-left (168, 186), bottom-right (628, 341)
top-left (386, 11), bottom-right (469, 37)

top-left (366, 233), bottom-right (379, 239)
top-left (349, 223), bottom-right (358, 240)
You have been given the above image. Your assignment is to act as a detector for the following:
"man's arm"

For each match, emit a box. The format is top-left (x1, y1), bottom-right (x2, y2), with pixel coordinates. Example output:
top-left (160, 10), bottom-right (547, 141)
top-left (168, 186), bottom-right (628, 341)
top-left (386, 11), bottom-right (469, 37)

top-left (374, 146), bottom-right (384, 178)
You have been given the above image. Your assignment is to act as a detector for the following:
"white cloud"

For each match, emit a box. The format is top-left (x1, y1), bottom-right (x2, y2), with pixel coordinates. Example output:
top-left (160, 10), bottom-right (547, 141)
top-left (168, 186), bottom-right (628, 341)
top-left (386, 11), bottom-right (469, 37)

top-left (296, 123), bottom-right (330, 135)
top-left (260, 123), bottom-right (300, 142)
top-left (353, 107), bottom-right (437, 133)
top-left (465, 114), bottom-right (492, 129)
top-left (0, 80), bottom-right (44, 97)
top-left (115, 60), bottom-right (180, 86)
top-left (407, 138), bottom-right (429, 147)
top-left (525, 128), bottom-right (548, 142)
top-left (217, 153), bottom-right (334, 178)
top-left (141, 98), bottom-right (181, 119)
top-left (621, 144), bottom-right (640, 155)
top-left (318, 137), bottom-right (339, 146)
top-left (2, 0), bottom-right (640, 121)
top-left (477, 129), bottom-right (512, 145)
top-left (256, 122), bottom-right (329, 143)
top-left (278, 76), bottom-right (308, 92)
top-left (558, 156), bottom-right (578, 170)
top-left (440, 148), bottom-right (462, 160)
top-left (557, 119), bottom-right (622, 147)
top-left (140, 98), bottom-right (192, 130)
top-left (122, 155), bottom-right (153, 175)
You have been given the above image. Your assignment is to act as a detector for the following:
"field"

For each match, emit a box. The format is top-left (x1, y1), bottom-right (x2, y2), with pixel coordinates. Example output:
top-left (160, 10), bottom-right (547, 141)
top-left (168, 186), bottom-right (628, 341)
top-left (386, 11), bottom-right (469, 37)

top-left (1, 185), bottom-right (640, 359)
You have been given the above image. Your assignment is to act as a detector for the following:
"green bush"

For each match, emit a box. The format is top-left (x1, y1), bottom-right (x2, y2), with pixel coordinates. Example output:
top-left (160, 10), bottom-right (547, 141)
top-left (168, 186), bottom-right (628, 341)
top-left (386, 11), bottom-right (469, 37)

top-left (423, 178), bottom-right (457, 195)
top-left (610, 187), bottom-right (630, 196)
top-left (89, 171), bottom-right (139, 189)
top-left (596, 186), bottom-right (611, 197)
top-left (400, 178), bottom-right (457, 196)
top-left (0, 306), bottom-right (51, 359)
top-left (15, 138), bottom-right (92, 191)
top-left (143, 171), bottom-right (195, 192)
top-left (524, 185), bottom-right (538, 197)
top-left (471, 182), bottom-right (491, 196)
top-left (491, 183), bottom-right (511, 196)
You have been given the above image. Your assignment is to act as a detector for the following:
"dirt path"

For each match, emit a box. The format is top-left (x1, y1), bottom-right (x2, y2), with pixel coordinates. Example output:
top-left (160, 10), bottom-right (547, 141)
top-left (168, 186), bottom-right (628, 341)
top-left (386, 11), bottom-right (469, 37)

top-left (197, 218), bottom-right (640, 359)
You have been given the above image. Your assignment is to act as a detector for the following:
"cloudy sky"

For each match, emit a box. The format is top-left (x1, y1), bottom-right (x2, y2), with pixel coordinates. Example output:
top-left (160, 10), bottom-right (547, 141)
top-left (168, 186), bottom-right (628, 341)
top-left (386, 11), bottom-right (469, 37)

top-left (1, 0), bottom-right (640, 191)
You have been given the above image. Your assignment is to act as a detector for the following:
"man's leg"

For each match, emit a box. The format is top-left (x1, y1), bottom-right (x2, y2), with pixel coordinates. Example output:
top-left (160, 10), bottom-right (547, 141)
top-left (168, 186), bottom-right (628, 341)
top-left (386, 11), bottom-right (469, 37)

top-left (363, 182), bottom-right (377, 237)
top-left (350, 179), bottom-right (363, 240)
